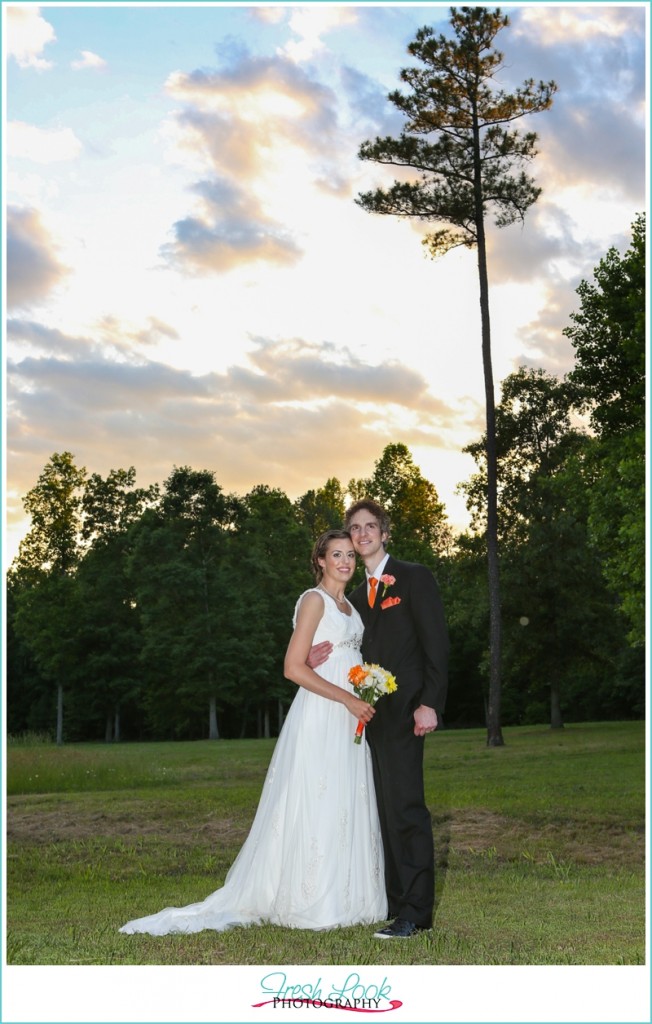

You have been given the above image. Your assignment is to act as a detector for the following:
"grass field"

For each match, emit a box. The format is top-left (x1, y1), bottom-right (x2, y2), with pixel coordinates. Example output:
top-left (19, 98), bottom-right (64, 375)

top-left (5, 721), bottom-right (646, 966)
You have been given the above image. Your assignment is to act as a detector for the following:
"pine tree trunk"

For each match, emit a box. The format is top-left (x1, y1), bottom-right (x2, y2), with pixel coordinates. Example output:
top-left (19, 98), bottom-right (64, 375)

top-left (114, 709), bottom-right (121, 742)
top-left (473, 116), bottom-right (504, 748)
top-left (208, 696), bottom-right (219, 739)
top-left (56, 684), bottom-right (64, 746)
top-left (278, 699), bottom-right (284, 734)
top-left (264, 705), bottom-right (270, 739)
top-left (105, 714), bottom-right (113, 743)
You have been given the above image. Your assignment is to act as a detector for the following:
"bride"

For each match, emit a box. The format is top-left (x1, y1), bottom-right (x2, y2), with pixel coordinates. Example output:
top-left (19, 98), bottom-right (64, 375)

top-left (120, 529), bottom-right (387, 935)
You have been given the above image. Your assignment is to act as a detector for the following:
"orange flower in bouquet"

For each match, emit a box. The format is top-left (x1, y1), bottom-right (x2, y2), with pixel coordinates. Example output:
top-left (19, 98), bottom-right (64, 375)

top-left (348, 662), bottom-right (398, 744)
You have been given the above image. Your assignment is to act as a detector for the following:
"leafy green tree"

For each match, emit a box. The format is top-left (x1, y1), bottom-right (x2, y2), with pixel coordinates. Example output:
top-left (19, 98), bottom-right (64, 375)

top-left (565, 213), bottom-right (645, 437)
top-left (462, 368), bottom-right (627, 728)
top-left (294, 478), bottom-right (346, 539)
top-left (14, 451), bottom-right (86, 576)
top-left (437, 532), bottom-right (490, 727)
top-left (499, 474), bottom-right (620, 730)
top-left (356, 7), bottom-right (556, 746)
top-left (9, 452), bottom-right (87, 743)
top-left (81, 467), bottom-right (159, 544)
top-left (585, 430), bottom-right (645, 647)
top-left (11, 574), bottom-right (84, 741)
top-left (565, 215), bottom-right (645, 646)
top-left (76, 467), bottom-right (158, 740)
top-left (75, 543), bottom-right (141, 740)
top-left (129, 468), bottom-right (240, 739)
top-left (234, 486), bottom-right (313, 737)
top-left (462, 368), bottom-right (583, 538)
top-left (349, 443), bottom-right (452, 568)
top-left (5, 578), bottom-right (51, 736)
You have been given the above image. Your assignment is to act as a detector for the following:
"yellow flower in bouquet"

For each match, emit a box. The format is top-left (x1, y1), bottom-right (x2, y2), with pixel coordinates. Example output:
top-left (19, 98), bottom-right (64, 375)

top-left (348, 662), bottom-right (398, 744)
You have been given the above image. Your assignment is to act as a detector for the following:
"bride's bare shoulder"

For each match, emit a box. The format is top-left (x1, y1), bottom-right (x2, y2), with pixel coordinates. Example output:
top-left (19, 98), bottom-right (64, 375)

top-left (293, 587), bottom-right (324, 622)
top-left (296, 588), bottom-right (325, 612)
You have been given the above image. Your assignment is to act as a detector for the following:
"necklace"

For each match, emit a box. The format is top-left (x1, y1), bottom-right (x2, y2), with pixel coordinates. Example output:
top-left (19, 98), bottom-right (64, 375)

top-left (318, 583), bottom-right (348, 608)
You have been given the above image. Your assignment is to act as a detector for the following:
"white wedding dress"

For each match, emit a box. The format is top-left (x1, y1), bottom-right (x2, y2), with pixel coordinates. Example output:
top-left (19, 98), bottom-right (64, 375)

top-left (120, 589), bottom-right (387, 935)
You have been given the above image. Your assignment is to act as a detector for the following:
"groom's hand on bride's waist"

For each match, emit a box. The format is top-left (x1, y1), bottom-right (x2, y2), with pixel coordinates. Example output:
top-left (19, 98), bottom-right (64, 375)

top-left (306, 641), bottom-right (333, 668)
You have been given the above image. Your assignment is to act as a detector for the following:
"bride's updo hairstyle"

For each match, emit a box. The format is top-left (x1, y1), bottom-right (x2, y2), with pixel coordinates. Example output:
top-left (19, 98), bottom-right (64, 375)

top-left (311, 529), bottom-right (353, 583)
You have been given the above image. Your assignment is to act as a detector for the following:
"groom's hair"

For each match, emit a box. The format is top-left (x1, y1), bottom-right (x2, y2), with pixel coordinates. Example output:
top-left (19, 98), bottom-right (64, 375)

top-left (344, 499), bottom-right (391, 545)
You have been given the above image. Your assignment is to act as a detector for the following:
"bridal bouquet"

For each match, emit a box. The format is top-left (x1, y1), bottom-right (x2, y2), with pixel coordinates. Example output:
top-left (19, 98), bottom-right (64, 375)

top-left (348, 663), bottom-right (398, 744)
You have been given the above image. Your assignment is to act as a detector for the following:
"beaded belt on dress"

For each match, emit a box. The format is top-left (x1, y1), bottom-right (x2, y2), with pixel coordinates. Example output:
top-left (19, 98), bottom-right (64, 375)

top-left (333, 635), bottom-right (363, 650)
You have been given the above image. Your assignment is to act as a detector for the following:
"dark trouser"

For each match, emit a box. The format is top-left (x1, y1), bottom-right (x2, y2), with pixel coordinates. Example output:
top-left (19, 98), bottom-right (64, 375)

top-left (367, 711), bottom-right (434, 928)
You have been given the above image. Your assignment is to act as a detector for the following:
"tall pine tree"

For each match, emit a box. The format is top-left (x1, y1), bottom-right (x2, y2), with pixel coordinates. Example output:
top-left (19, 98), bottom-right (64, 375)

top-left (356, 7), bottom-right (556, 745)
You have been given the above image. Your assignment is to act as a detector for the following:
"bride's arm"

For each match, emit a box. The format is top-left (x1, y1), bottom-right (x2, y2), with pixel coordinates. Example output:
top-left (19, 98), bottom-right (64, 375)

top-left (284, 592), bottom-right (375, 724)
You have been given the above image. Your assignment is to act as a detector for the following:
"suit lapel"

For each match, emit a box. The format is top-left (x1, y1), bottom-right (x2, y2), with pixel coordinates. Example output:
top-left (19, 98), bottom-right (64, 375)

top-left (349, 580), bottom-right (371, 626)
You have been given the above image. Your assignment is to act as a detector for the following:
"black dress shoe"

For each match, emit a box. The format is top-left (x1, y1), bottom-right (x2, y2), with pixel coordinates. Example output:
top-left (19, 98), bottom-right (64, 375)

top-left (373, 917), bottom-right (427, 939)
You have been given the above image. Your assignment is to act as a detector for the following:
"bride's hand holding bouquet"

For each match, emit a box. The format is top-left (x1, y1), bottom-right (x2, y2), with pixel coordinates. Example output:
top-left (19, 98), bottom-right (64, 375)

top-left (343, 691), bottom-right (376, 730)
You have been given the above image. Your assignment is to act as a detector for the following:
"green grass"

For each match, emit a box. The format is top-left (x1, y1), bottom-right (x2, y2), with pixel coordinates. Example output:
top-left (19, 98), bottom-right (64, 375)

top-left (5, 721), bottom-right (645, 965)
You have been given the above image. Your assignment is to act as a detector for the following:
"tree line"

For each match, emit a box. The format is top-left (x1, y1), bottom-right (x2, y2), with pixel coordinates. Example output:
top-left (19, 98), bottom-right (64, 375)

top-left (6, 215), bottom-right (645, 744)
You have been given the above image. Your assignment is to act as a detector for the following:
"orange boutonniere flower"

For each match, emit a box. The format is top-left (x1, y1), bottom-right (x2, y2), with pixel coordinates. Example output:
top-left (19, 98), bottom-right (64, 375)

top-left (378, 575), bottom-right (399, 609)
top-left (378, 574), bottom-right (400, 609)
top-left (379, 573), bottom-right (395, 594)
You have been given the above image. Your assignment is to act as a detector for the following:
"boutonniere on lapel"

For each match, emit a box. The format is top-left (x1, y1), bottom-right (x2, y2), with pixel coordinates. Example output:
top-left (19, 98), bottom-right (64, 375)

top-left (379, 574), bottom-right (401, 610)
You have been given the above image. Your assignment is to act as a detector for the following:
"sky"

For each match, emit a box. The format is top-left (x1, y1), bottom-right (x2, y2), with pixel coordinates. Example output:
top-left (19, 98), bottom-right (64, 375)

top-left (3, 1), bottom-right (648, 566)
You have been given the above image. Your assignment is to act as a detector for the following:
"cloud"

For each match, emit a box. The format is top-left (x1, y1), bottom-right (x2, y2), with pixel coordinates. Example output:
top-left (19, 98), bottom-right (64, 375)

top-left (71, 50), bottom-right (107, 71)
top-left (504, 8), bottom-right (645, 201)
top-left (509, 219), bottom-right (636, 377)
top-left (8, 121), bottom-right (83, 163)
top-left (339, 65), bottom-right (404, 137)
top-left (280, 6), bottom-right (358, 63)
top-left (94, 315), bottom-right (182, 352)
top-left (537, 95), bottom-right (645, 199)
top-left (165, 53), bottom-right (339, 176)
top-left (7, 314), bottom-right (181, 360)
top-left (514, 294), bottom-right (579, 377)
top-left (6, 207), bottom-right (69, 310)
top-left (6, 331), bottom-right (461, 533)
top-left (7, 319), bottom-right (90, 359)
top-left (516, 6), bottom-right (641, 47)
top-left (250, 7), bottom-right (287, 27)
top-left (5, 6), bottom-right (56, 70)
top-left (8, 328), bottom-right (455, 421)
top-left (160, 51), bottom-right (343, 274)
top-left (130, 317), bottom-right (180, 345)
top-left (245, 337), bottom-right (452, 417)
top-left (485, 203), bottom-right (600, 284)
top-left (162, 176), bottom-right (302, 273)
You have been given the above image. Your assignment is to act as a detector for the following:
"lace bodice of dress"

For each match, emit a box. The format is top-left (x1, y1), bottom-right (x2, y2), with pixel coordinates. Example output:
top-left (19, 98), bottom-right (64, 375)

top-left (293, 588), bottom-right (363, 655)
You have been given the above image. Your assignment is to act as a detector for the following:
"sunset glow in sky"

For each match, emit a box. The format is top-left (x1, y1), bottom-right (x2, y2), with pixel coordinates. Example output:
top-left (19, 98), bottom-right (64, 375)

top-left (3, 2), bottom-right (648, 563)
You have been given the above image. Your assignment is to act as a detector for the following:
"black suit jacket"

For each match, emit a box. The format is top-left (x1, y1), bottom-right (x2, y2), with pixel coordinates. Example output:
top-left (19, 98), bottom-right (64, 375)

top-left (349, 555), bottom-right (449, 719)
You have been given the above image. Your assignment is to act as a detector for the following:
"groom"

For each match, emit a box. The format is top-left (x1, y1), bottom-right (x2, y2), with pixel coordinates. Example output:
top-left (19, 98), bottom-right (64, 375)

top-left (311, 498), bottom-right (449, 938)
